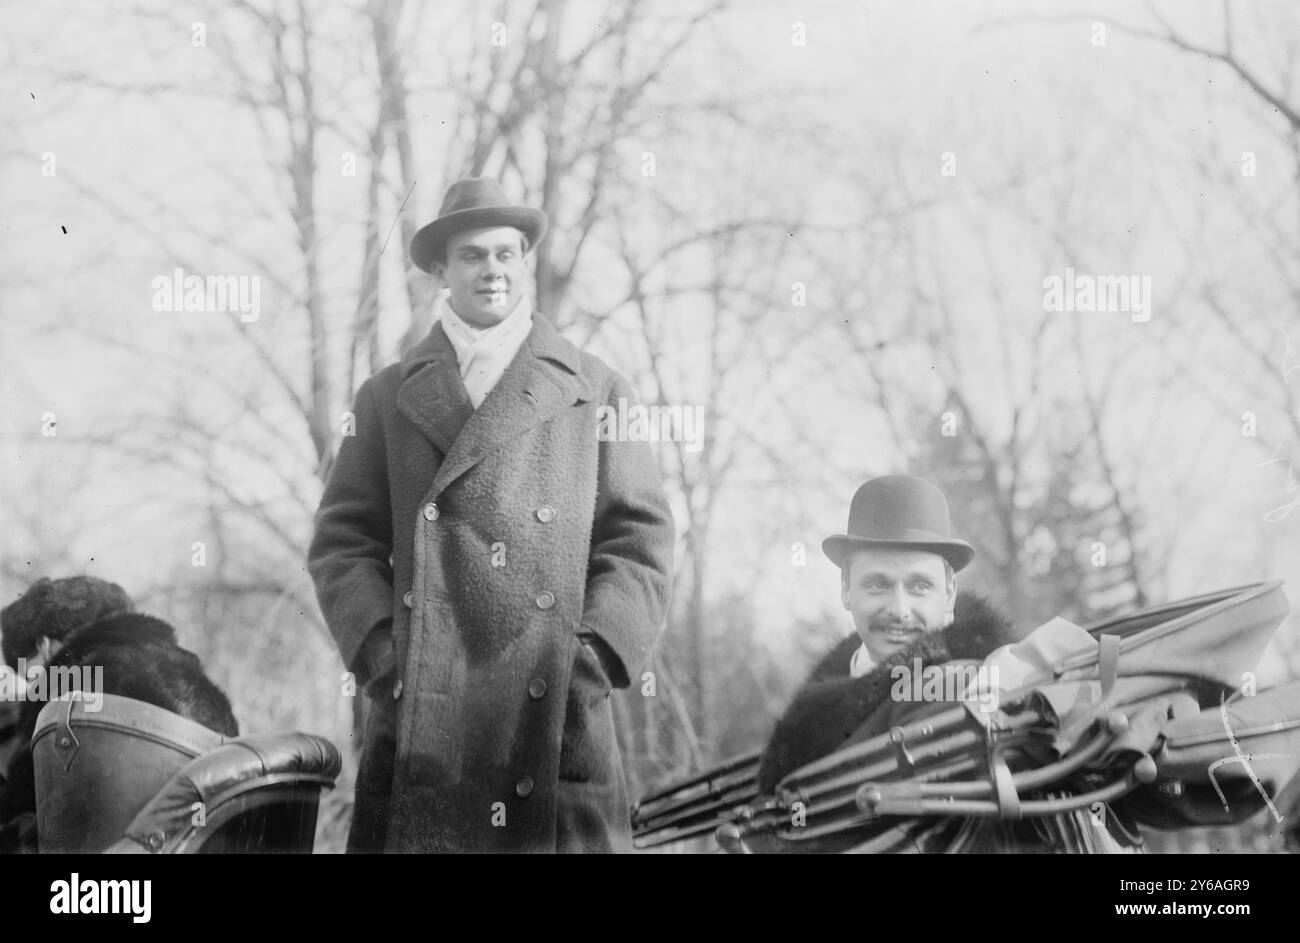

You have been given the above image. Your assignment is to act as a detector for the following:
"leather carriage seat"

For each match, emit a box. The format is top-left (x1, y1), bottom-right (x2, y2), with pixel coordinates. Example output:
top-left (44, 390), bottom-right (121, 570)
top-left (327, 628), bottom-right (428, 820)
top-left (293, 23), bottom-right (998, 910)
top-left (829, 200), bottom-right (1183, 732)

top-left (32, 693), bottom-right (341, 853)
top-left (106, 732), bottom-right (342, 854)
top-left (33, 692), bottom-right (227, 852)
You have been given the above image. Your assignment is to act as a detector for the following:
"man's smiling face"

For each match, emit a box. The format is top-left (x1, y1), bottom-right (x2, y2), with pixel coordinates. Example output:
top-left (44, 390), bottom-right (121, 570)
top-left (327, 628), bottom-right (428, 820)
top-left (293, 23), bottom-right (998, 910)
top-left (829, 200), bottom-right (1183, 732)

top-left (436, 225), bottom-right (528, 328)
top-left (841, 547), bottom-right (956, 663)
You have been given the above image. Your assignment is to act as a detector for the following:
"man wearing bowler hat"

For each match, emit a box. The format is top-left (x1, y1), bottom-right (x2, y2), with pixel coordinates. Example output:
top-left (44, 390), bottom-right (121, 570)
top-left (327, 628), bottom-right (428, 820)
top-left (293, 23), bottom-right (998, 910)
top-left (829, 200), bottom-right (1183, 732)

top-left (309, 178), bottom-right (675, 853)
top-left (756, 475), bottom-right (1018, 792)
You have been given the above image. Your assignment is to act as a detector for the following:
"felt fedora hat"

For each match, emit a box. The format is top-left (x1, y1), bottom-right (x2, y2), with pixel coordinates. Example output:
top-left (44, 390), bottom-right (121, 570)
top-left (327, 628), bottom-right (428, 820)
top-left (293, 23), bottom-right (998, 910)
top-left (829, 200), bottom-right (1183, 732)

top-left (822, 475), bottom-right (974, 572)
top-left (410, 178), bottom-right (548, 274)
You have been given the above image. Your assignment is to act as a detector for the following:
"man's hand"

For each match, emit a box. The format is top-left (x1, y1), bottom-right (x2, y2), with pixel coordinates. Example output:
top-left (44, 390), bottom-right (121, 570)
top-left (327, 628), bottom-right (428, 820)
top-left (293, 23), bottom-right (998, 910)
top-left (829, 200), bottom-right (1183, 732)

top-left (579, 632), bottom-right (623, 689)
top-left (358, 621), bottom-right (397, 697)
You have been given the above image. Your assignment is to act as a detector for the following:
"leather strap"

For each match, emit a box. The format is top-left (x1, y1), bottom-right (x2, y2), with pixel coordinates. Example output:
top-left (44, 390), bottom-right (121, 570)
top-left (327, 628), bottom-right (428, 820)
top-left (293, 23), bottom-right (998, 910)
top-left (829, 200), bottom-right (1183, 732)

top-left (990, 750), bottom-right (1021, 820)
top-left (889, 726), bottom-right (917, 774)
top-left (57, 696), bottom-right (81, 772)
top-left (1098, 633), bottom-right (1121, 698)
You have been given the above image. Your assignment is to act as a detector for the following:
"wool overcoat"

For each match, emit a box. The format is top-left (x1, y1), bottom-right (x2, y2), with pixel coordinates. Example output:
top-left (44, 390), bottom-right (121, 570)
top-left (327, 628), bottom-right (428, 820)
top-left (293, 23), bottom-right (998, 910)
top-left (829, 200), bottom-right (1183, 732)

top-left (308, 315), bottom-right (675, 852)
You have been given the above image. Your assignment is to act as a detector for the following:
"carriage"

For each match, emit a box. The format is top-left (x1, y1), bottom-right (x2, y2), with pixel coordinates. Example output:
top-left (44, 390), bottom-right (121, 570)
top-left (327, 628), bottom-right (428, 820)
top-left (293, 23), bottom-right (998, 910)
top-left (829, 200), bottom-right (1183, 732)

top-left (22, 693), bottom-right (340, 854)
top-left (631, 583), bottom-right (1300, 853)
top-left (13, 582), bottom-right (1300, 854)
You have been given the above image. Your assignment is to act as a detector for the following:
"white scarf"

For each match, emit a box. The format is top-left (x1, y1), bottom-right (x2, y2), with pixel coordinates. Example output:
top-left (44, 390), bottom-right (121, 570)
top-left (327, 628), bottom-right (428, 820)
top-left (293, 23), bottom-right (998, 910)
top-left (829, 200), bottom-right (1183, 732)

top-left (437, 290), bottom-right (535, 408)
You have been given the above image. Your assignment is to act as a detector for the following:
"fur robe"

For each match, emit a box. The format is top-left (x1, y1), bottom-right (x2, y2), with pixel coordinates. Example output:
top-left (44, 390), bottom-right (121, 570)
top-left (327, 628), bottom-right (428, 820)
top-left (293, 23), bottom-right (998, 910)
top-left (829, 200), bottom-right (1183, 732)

top-left (757, 592), bottom-right (1017, 793)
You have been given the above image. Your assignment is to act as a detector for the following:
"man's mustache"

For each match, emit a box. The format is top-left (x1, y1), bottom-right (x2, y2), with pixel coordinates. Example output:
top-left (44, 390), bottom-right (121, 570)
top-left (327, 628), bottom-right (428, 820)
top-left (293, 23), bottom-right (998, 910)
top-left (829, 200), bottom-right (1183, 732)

top-left (870, 616), bottom-right (928, 633)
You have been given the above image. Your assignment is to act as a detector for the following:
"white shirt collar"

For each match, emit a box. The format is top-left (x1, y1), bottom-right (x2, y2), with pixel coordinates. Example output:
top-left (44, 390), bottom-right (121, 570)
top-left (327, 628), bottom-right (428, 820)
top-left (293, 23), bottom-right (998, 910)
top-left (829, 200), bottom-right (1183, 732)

top-left (849, 642), bottom-right (877, 679)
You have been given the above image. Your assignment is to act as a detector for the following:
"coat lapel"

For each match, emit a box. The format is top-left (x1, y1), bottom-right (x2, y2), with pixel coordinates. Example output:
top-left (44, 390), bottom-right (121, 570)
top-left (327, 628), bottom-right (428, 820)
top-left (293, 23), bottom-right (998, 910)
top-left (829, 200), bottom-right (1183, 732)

top-left (397, 324), bottom-right (476, 457)
top-left (430, 316), bottom-right (592, 496)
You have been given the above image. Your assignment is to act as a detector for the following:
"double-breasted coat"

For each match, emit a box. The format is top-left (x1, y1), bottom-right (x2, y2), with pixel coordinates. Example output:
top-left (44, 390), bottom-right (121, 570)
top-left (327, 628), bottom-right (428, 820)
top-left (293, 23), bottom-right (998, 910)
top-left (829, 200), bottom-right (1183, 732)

top-left (308, 315), bottom-right (675, 852)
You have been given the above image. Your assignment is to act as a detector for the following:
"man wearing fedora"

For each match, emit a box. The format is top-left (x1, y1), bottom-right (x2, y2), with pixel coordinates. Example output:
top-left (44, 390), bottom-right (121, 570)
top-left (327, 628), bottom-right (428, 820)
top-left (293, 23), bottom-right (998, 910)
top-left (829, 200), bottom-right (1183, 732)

top-left (756, 475), bottom-right (1018, 792)
top-left (308, 178), bottom-right (675, 853)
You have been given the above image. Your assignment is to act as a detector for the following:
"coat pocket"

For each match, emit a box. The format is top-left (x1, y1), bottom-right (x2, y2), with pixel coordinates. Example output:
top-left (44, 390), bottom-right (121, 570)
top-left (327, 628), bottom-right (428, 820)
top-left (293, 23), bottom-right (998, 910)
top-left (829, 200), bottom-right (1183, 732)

top-left (558, 638), bottom-right (618, 784)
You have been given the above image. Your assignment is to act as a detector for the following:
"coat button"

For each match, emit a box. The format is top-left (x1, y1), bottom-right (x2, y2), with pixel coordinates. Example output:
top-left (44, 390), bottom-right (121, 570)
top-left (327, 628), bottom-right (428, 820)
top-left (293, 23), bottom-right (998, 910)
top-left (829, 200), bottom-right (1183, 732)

top-left (528, 678), bottom-right (547, 700)
top-left (392, 679), bottom-right (404, 700)
top-left (535, 591), bottom-right (555, 610)
top-left (536, 505), bottom-right (556, 523)
top-left (515, 776), bottom-right (534, 798)
top-left (422, 503), bottom-right (439, 521)
top-left (403, 591), bottom-right (414, 608)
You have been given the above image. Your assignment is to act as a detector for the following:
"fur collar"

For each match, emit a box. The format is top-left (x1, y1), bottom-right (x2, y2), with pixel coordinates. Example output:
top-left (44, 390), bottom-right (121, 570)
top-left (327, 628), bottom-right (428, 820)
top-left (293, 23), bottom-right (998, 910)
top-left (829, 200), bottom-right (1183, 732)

top-left (757, 592), bottom-right (1015, 792)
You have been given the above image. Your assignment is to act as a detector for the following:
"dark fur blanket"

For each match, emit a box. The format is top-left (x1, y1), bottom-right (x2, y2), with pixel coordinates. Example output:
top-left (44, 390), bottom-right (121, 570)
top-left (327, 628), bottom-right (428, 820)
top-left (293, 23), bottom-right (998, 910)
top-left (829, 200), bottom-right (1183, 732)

top-left (756, 592), bottom-right (1017, 793)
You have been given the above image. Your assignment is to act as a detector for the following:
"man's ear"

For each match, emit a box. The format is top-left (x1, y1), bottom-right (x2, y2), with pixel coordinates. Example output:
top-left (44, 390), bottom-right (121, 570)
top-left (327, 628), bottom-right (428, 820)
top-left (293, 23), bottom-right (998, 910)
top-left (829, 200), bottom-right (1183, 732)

top-left (840, 577), bottom-right (851, 612)
top-left (941, 576), bottom-right (957, 628)
top-left (23, 635), bottom-right (54, 673)
top-left (428, 253), bottom-right (451, 285)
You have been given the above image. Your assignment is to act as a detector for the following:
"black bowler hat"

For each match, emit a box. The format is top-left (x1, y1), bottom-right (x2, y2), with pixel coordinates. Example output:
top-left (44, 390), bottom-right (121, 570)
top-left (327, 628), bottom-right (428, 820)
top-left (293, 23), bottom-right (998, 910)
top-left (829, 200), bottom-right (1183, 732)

top-left (409, 178), bottom-right (548, 273)
top-left (822, 475), bottom-right (974, 572)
